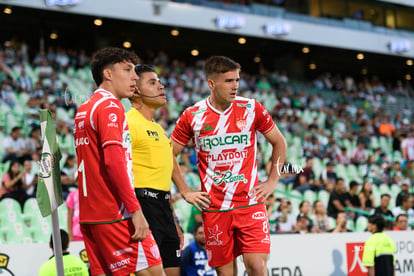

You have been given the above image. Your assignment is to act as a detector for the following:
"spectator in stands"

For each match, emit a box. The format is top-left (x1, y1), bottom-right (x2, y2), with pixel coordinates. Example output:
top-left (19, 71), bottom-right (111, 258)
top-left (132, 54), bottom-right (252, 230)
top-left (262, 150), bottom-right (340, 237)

top-left (38, 229), bottom-right (89, 276)
top-left (0, 160), bottom-right (28, 209)
top-left (392, 194), bottom-right (414, 226)
top-left (294, 157), bottom-right (322, 192)
top-left (401, 130), bottom-right (414, 162)
top-left (378, 117), bottom-right (396, 137)
top-left (362, 155), bottom-right (385, 185)
top-left (36, 58), bottom-right (53, 79)
top-left (350, 141), bottom-right (367, 167)
top-left (2, 126), bottom-right (30, 163)
top-left (402, 160), bottom-right (414, 186)
top-left (335, 146), bottom-right (350, 165)
top-left (327, 178), bottom-right (351, 218)
top-left (329, 212), bottom-right (352, 233)
top-left (25, 126), bottom-right (41, 156)
top-left (344, 180), bottom-right (361, 212)
top-left (389, 161), bottom-right (407, 186)
top-left (22, 159), bottom-right (37, 198)
top-left (394, 214), bottom-right (409, 231)
top-left (16, 68), bottom-right (32, 93)
top-left (358, 180), bottom-right (375, 212)
top-left (25, 97), bottom-right (41, 128)
top-left (373, 194), bottom-right (394, 219)
top-left (310, 200), bottom-right (332, 232)
top-left (61, 155), bottom-right (77, 199)
top-left (395, 181), bottom-right (410, 207)
top-left (293, 213), bottom-right (310, 234)
top-left (180, 222), bottom-right (215, 276)
top-left (0, 82), bottom-right (16, 108)
top-left (31, 81), bottom-right (45, 99)
top-left (320, 160), bottom-right (338, 193)
top-left (275, 198), bottom-right (296, 233)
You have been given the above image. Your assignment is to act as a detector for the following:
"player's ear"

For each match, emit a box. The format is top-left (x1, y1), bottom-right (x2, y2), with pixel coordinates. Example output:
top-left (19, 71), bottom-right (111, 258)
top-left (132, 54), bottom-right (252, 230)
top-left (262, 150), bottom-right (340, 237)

top-left (103, 68), bottom-right (112, 81)
top-left (208, 79), bottom-right (215, 90)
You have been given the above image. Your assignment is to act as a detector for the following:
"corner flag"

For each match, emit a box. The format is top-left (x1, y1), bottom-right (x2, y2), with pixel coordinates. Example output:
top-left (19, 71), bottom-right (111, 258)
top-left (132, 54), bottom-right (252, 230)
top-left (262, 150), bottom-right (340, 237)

top-left (37, 109), bottom-right (64, 217)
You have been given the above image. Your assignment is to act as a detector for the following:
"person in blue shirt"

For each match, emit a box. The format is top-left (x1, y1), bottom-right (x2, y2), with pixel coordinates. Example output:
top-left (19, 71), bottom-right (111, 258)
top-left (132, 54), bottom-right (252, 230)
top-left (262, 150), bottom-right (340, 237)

top-left (181, 222), bottom-right (215, 276)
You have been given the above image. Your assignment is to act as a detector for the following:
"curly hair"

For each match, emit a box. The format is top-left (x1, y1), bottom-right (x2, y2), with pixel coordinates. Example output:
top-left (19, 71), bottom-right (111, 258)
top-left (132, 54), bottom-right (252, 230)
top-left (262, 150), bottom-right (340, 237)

top-left (91, 47), bottom-right (139, 86)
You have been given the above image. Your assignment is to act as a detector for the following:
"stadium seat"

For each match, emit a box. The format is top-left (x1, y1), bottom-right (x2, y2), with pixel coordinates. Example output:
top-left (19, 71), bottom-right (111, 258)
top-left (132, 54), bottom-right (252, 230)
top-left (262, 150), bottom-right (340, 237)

top-left (317, 190), bottom-right (330, 208)
top-left (355, 216), bottom-right (368, 232)
top-left (346, 219), bottom-right (355, 232)
top-left (303, 190), bottom-right (317, 204)
top-left (0, 198), bottom-right (22, 213)
top-left (327, 216), bottom-right (336, 229)
top-left (0, 222), bottom-right (31, 244)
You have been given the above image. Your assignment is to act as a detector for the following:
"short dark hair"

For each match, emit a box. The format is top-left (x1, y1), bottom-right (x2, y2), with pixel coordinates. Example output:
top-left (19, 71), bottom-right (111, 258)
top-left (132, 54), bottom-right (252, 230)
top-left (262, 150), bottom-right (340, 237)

top-left (381, 193), bottom-right (391, 199)
top-left (50, 229), bottom-right (69, 251)
top-left (135, 64), bottom-right (155, 77)
top-left (349, 180), bottom-right (359, 190)
top-left (368, 215), bottom-right (385, 232)
top-left (91, 47), bottom-right (139, 86)
top-left (193, 222), bottom-right (203, 234)
top-left (204, 56), bottom-right (241, 79)
top-left (396, 213), bottom-right (408, 222)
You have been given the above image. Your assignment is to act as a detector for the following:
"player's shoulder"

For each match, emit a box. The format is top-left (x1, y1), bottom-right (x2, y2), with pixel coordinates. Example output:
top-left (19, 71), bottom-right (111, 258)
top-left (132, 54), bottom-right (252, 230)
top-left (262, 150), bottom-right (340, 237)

top-left (234, 96), bottom-right (257, 107)
top-left (183, 99), bottom-right (208, 115)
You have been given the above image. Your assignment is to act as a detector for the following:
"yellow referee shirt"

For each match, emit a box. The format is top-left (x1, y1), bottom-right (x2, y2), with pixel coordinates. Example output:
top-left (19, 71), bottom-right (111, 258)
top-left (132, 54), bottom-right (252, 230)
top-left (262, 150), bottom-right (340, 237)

top-left (126, 108), bottom-right (173, 191)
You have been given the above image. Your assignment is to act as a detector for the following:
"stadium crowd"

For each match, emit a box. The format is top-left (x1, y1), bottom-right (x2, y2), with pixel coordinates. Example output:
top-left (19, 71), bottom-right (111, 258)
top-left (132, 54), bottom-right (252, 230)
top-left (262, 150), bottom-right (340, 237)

top-left (0, 39), bottom-right (414, 243)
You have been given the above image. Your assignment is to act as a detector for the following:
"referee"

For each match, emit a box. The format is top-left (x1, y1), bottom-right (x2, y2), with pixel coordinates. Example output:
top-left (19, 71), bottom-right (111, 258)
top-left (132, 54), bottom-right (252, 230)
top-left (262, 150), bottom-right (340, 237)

top-left (362, 215), bottom-right (396, 276)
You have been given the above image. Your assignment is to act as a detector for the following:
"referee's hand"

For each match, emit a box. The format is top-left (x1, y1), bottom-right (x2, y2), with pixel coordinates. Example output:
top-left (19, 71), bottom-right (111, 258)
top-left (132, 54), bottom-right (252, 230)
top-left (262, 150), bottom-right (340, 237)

top-left (182, 191), bottom-right (211, 211)
top-left (131, 210), bottom-right (150, 240)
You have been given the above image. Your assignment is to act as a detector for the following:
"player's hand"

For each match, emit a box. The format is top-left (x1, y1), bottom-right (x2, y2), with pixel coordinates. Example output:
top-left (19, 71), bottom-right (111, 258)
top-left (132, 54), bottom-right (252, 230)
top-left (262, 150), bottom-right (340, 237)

top-left (131, 210), bottom-right (149, 240)
top-left (250, 180), bottom-right (278, 201)
top-left (182, 191), bottom-right (211, 211)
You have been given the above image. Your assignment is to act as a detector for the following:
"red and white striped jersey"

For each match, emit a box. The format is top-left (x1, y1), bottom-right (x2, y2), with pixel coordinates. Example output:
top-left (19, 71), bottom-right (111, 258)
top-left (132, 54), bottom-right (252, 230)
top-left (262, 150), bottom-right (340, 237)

top-left (74, 89), bottom-right (139, 223)
top-left (171, 96), bottom-right (275, 211)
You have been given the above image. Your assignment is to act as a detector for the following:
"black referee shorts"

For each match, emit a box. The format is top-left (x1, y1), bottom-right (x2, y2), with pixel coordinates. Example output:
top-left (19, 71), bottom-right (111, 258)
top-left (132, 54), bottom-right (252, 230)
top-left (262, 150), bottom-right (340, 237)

top-left (135, 188), bottom-right (181, 268)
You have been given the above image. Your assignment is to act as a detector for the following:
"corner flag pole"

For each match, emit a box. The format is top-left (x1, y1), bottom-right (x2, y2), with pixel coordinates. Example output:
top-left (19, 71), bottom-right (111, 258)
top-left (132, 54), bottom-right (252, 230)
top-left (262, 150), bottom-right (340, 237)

top-left (37, 109), bottom-right (65, 276)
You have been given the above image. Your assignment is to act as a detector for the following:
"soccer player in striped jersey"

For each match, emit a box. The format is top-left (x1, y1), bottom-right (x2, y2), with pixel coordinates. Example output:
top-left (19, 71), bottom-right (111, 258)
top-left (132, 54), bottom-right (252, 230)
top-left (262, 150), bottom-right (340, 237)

top-left (171, 56), bottom-right (287, 276)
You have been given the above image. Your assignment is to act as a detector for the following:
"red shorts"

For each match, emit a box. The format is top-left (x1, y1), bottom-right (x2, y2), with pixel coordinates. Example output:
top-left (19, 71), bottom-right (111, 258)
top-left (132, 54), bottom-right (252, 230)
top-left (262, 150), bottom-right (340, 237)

top-left (202, 204), bottom-right (270, 267)
top-left (81, 219), bottom-right (162, 275)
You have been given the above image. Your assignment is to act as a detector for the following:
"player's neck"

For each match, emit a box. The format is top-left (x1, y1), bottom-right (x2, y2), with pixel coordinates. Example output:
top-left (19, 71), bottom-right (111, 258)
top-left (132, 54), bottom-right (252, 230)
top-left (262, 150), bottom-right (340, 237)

top-left (208, 96), bottom-right (231, 112)
top-left (132, 102), bottom-right (155, 121)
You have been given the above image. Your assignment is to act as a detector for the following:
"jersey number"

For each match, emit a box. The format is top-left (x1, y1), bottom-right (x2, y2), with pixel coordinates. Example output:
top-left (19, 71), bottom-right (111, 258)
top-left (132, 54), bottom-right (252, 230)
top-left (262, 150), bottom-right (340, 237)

top-left (78, 160), bottom-right (87, 197)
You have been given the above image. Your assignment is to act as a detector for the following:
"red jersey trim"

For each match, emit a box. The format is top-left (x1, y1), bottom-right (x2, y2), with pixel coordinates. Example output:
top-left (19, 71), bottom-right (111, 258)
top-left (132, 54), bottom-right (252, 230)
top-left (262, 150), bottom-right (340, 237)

top-left (170, 136), bottom-right (187, 146)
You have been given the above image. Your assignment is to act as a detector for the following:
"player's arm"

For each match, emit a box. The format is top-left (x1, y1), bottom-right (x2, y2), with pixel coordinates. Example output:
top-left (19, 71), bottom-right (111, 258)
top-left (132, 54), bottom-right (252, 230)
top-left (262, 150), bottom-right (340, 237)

top-left (171, 139), bottom-right (210, 211)
top-left (252, 126), bottom-right (287, 200)
top-left (103, 144), bottom-right (149, 240)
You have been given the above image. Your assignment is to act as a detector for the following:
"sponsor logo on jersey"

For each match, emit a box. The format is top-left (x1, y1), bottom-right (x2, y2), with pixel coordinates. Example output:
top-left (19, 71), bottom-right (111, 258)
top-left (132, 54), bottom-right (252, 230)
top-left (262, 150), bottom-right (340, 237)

top-left (106, 101), bottom-right (120, 109)
top-left (200, 133), bottom-right (250, 151)
top-left (108, 258), bottom-right (131, 271)
top-left (252, 211), bottom-right (266, 220)
top-left (146, 129), bottom-right (159, 141)
top-left (78, 121), bottom-right (84, 129)
top-left (113, 247), bottom-right (133, 257)
top-left (74, 137), bottom-right (90, 148)
top-left (205, 150), bottom-right (247, 162)
top-left (200, 124), bottom-right (214, 132)
top-left (261, 235), bottom-right (271, 244)
top-left (213, 170), bottom-right (248, 185)
top-left (109, 113), bottom-right (117, 122)
top-left (207, 225), bottom-right (223, 246)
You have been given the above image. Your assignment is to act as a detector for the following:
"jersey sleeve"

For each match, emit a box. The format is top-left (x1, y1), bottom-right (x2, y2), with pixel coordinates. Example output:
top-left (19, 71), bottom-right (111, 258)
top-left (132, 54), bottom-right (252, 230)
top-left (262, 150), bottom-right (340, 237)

top-left (95, 100), bottom-right (125, 148)
top-left (254, 100), bottom-right (275, 134)
top-left (362, 238), bottom-right (375, 267)
top-left (171, 109), bottom-right (193, 146)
